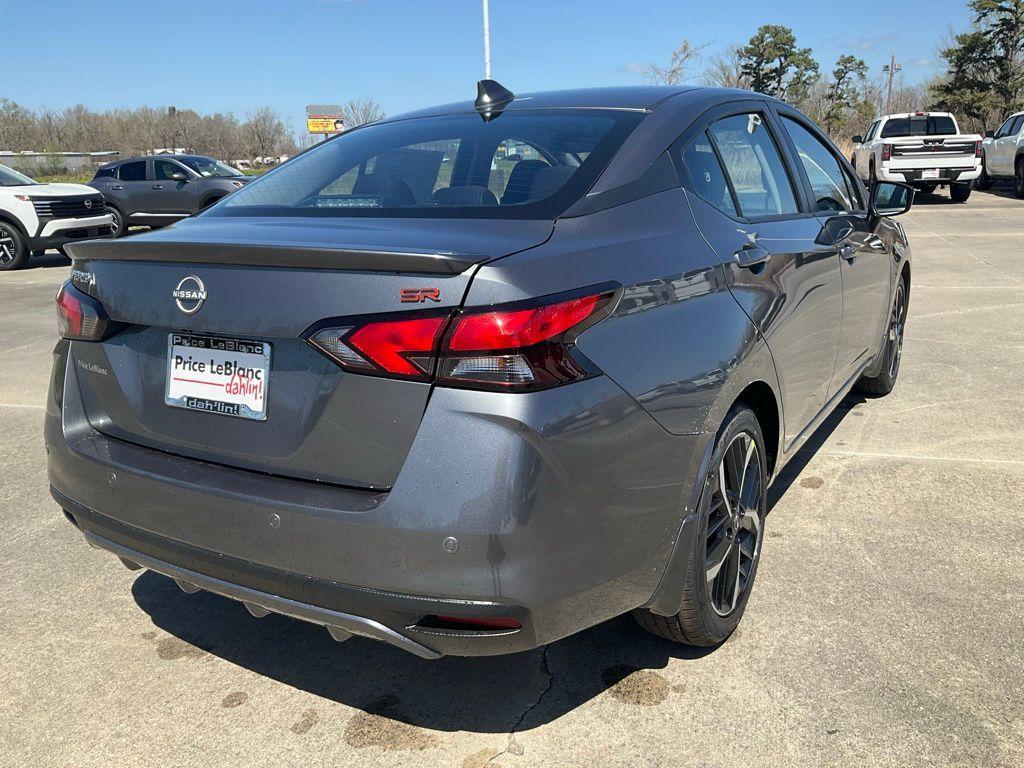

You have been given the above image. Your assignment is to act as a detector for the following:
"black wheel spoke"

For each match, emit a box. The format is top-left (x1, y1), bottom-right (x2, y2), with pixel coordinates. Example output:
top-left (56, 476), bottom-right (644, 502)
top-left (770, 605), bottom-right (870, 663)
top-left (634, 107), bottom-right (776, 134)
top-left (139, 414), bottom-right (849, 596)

top-left (705, 429), bottom-right (764, 617)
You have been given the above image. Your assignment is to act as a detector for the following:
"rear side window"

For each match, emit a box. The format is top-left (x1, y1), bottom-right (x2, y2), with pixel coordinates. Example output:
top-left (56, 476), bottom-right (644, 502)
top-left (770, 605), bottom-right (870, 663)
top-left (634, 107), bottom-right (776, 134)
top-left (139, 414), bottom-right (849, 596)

top-left (118, 161), bottom-right (147, 181)
top-left (680, 134), bottom-right (737, 216)
top-left (880, 115), bottom-right (957, 137)
top-left (782, 117), bottom-right (860, 213)
top-left (215, 110), bottom-right (643, 220)
top-left (93, 167), bottom-right (115, 179)
top-left (707, 113), bottom-right (798, 218)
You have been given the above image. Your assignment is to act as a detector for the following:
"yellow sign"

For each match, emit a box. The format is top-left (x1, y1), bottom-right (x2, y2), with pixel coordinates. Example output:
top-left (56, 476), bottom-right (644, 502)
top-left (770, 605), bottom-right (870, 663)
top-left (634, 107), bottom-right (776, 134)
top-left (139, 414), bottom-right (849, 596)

top-left (307, 117), bottom-right (344, 134)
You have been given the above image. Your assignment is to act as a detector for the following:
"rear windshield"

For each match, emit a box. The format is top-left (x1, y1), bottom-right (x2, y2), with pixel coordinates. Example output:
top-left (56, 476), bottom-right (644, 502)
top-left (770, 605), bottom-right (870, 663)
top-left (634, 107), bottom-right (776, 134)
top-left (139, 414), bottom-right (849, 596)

top-left (880, 115), bottom-right (957, 138)
top-left (213, 110), bottom-right (643, 220)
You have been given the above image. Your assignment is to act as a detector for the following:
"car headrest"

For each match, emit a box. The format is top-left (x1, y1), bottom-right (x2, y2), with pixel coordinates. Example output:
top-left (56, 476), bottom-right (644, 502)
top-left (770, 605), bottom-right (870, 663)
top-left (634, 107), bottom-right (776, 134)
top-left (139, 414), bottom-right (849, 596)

top-left (427, 185), bottom-right (499, 206)
top-left (501, 159), bottom-right (550, 205)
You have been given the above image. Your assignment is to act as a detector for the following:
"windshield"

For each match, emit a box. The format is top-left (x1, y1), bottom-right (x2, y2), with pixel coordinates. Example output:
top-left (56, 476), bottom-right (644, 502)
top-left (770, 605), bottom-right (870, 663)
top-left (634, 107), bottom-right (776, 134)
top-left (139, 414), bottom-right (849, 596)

top-left (0, 164), bottom-right (39, 186)
top-left (181, 157), bottom-right (245, 178)
top-left (880, 115), bottom-right (957, 138)
top-left (213, 110), bottom-right (643, 220)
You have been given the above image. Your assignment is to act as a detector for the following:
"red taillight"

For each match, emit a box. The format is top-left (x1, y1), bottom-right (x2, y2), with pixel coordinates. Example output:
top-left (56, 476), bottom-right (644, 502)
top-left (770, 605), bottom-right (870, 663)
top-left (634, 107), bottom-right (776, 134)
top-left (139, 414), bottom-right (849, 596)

top-left (881, 143), bottom-right (892, 161)
top-left (309, 313), bottom-right (448, 381)
top-left (976, 140), bottom-right (983, 158)
top-left (56, 281), bottom-right (110, 341)
top-left (306, 287), bottom-right (617, 391)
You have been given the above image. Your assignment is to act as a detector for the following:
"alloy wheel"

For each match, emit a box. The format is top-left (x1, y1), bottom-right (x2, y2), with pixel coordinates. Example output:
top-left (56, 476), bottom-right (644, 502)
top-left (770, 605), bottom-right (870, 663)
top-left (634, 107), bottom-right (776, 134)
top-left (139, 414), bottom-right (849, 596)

top-left (705, 431), bottom-right (763, 617)
top-left (110, 209), bottom-right (122, 235)
top-left (0, 225), bottom-right (15, 266)
top-left (887, 282), bottom-right (907, 379)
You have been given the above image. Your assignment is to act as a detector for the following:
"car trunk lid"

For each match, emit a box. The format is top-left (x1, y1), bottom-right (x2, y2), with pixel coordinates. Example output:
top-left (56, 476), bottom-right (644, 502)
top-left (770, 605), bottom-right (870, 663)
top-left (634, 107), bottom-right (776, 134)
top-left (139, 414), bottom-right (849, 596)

top-left (64, 216), bottom-right (553, 489)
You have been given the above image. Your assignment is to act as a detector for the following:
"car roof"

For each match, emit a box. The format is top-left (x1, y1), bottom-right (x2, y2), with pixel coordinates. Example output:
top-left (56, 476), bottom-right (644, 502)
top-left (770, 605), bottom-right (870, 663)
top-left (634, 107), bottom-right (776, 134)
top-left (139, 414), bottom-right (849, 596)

top-left (99, 154), bottom-right (213, 169)
top-left (389, 85), bottom-right (703, 121)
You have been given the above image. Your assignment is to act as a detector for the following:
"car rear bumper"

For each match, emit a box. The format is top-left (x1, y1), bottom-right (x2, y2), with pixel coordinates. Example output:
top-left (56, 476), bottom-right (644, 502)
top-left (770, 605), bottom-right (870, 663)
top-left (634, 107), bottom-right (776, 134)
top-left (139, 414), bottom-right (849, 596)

top-left (879, 164), bottom-right (981, 184)
top-left (47, 340), bottom-right (707, 657)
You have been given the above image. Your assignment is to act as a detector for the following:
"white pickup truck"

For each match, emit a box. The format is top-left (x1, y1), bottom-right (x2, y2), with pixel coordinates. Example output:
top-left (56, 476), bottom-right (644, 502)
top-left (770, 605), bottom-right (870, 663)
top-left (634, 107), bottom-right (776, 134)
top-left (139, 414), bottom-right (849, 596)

top-left (851, 111), bottom-right (982, 202)
top-left (977, 111), bottom-right (1024, 197)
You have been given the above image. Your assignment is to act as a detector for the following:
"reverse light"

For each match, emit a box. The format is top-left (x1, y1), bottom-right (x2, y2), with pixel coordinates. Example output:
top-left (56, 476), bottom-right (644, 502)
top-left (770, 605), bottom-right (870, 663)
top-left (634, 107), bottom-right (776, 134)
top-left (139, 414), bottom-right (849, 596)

top-left (881, 143), bottom-right (892, 162)
top-left (55, 281), bottom-right (111, 341)
top-left (305, 286), bottom-right (617, 392)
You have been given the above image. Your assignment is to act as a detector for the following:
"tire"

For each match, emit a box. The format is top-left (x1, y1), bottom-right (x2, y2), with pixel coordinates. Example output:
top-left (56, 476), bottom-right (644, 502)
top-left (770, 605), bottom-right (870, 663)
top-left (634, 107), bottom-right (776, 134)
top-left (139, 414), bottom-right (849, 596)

top-left (634, 406), bottom-right (767, 646)
top-left (1015, 158), bottom-right (1024, 199)
top-left (108, 206), bottom-right (126, 237)
top-left (869, 158), bottom-right (877, 184)
top-left (950, 182), bottom-right (972, 203)
top-left (975, 161), bottom-right (992, 190)
top-left (200, 196), bottom-right (223, 211)
top-left (857, 276), bottom-right (908, 397)
top-left (0, 220), bottom-right (29, 271)
top-left (918, 183), bottom-right (937, 195)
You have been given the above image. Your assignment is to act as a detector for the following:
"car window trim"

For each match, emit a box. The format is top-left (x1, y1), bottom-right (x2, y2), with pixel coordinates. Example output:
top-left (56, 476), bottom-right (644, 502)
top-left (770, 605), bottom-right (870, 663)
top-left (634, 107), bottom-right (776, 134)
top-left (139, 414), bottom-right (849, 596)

top-left (770, 103), bottom-right (868, 215)
top-left (669, 98), bottom-right (816, 225)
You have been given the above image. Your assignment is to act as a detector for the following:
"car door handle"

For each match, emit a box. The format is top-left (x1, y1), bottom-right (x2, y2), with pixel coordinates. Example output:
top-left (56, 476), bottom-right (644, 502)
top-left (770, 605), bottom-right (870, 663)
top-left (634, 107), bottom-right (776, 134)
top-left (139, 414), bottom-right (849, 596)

top-left (733, 243), bottom-right (771, 269)
top-left (111, 185), bottom-right (123, 190)
top-left (152, 184), bottom-right (164, 190)
top-left (839, 243), bottom-right (858, 262)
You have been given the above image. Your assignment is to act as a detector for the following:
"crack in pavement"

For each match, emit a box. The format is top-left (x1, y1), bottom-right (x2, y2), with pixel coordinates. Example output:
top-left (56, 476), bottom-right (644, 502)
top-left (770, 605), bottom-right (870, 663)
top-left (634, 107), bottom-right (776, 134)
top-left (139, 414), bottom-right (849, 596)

top-left (488, 644), bottom-right (555, 763)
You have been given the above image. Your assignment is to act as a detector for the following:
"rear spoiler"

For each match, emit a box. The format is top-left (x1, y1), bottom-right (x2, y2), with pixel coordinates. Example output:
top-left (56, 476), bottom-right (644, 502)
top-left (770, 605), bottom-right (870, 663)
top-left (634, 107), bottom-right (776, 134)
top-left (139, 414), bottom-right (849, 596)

top-left (66, 238), bottom-right (486, 275)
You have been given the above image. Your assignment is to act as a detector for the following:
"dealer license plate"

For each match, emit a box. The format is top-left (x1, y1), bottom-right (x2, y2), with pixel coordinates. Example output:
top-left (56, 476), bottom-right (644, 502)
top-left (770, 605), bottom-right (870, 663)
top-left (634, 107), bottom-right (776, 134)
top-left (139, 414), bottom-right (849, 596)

top-left (165, 333), bottom-right (270, 420)
top-left (921, 168), bottom-right (940, 180)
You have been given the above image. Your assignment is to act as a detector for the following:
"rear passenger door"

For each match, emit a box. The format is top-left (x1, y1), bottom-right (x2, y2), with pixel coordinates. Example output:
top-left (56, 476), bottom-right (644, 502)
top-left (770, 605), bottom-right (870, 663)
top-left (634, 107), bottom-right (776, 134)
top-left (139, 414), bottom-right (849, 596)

top-left (111, 160), bottom-right (149, 215)
top-left (676, 101), bottom-right (843, 446)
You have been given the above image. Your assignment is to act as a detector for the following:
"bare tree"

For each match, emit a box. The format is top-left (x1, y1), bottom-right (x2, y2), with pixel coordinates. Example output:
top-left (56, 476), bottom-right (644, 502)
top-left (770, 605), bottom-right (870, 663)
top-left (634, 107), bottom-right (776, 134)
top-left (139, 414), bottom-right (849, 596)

top-left (642, 39), bottom-right (709, 85)
top-left (241, 107), bottom-right (288, 160)
top-left (703, 46), bottom-right (750, 89)
top-left (341, 98), bottom-right (385, 128)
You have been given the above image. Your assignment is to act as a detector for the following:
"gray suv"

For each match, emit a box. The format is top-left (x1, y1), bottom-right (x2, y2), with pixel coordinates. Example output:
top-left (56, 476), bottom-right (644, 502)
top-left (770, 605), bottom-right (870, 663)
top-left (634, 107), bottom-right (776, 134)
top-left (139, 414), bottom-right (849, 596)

top-left (88, 155), bottom-right (250, 236)
top-left (49, 84), bottom-right (913, 658)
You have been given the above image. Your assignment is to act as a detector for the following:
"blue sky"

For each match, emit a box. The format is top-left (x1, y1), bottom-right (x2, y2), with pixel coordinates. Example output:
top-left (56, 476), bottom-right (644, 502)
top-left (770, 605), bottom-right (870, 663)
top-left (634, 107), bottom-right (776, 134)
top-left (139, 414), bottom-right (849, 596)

top-left (2, 0), bottom-right (971, 135)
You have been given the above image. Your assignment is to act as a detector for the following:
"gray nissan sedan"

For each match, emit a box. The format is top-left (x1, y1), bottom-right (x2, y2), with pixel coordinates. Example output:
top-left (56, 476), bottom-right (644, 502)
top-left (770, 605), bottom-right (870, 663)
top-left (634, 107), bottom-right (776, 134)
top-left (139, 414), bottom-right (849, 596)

top-left (47, 83), bottom-right (912, 658)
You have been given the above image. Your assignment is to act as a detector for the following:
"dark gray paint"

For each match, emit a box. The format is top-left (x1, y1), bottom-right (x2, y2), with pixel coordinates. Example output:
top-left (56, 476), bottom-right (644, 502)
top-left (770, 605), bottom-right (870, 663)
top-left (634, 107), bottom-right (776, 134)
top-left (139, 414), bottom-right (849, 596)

top-left (47, 86), bottom-right (911, 656)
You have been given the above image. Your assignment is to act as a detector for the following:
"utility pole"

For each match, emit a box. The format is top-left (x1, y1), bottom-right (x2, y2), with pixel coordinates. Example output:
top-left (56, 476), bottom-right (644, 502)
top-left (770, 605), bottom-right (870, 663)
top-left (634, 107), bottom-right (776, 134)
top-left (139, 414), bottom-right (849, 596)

top-left (882, 55), bottom-right (901, 114)
top-left (482, 0), bottom-right (491, 80)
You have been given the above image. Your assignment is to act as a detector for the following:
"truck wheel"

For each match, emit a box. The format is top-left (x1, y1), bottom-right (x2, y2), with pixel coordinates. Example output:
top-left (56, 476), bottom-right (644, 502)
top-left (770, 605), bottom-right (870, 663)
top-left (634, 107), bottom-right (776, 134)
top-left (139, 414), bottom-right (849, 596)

top-left (1015, 158), bottom-right (1024, 199)
top-left (975, 161), bottom-right (992, 190)
top-left (0, 221), bottom-right (29, 271)
top-left (857, 276), bottom-right (907, 397)
top-left (918, 183), bottom-right (937, 195)
top-left (633, 406), bottom-right (767, 646)
top-left (950, 182), bottom-right (972, 203)
top-left (869, 159), bottom-right (877, 184)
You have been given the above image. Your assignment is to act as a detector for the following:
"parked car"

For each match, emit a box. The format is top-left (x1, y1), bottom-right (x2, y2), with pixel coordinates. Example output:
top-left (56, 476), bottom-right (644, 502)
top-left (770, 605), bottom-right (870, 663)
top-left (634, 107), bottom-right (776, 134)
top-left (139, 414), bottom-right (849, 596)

top-left (0, 163), bottom-right (113, 271)
top-left (976, 111), bottom-right (1024, 196)
top-left (48, 83), bottom-right (913, 658)
top-left (88, 155), bottom-right (251, 236)
top-left (851, 111), bottom-right (982, 202)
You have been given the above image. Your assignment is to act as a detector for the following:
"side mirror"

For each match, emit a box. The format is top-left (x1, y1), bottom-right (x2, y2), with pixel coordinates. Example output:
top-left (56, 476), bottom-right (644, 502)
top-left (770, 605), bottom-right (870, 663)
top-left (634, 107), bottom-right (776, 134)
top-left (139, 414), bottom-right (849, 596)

top-left (170, 171), bottom-right (189, 182)
top-left (985, 130), bottom-right (995, 138)
top-left (852, 135), bottom-right (864, 144)
top-left (870, 181), bottom-right (913, 218)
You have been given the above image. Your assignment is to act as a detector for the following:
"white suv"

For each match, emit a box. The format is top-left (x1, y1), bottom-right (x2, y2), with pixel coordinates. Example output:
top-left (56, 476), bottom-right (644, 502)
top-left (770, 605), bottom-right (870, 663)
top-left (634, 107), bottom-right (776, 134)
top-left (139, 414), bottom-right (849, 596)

top-left (0, 164), bottom-right (114, 271)
top-left (851, 112), bottom-right (982, 202)
top-left (977, 111), bottom-right (1024, 196)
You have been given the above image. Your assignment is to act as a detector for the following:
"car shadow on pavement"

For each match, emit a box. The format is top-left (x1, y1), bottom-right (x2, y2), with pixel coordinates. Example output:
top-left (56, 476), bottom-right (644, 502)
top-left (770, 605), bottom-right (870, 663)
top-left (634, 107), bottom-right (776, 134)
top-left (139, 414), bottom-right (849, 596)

top-left (23, 252), bottom-right (72, 270)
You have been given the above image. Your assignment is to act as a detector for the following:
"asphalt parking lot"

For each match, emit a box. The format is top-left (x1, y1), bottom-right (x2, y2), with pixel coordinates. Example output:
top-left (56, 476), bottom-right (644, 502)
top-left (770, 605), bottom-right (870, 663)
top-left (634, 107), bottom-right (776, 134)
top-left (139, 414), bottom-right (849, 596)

top-left (1, 185), bottom-right (1022, 768)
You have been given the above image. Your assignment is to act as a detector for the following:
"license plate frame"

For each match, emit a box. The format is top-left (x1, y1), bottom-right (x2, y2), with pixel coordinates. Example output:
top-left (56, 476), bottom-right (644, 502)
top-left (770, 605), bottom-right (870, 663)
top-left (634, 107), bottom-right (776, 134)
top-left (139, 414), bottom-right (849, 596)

top-left (165, 333), bottom-right (271, 421)
top-left (920, 168), bottom-right (940, 180)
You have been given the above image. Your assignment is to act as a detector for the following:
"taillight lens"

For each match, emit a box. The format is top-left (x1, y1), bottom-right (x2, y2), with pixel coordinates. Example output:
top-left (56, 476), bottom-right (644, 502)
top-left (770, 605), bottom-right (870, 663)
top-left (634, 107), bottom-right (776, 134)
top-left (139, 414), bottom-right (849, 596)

top-left (55, 281), bottom-right (110, 341)
top-left (308, 313), bottom-right (449, 381)
top-left (881, 143), bottom-right (892, 161)
top-left (306, 286), bottom-right (617, 391)
top-left (976, 140), bottom-right (983, 158)
top-left (439, 291), bottom-right (614, 390)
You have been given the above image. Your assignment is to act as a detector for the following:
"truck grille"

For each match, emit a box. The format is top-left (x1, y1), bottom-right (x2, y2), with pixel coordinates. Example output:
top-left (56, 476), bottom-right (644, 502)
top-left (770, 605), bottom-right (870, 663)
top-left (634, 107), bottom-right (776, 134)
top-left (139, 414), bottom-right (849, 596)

top-left (31, 196), bottom-right (106, 219)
